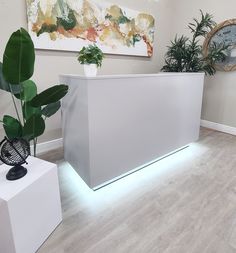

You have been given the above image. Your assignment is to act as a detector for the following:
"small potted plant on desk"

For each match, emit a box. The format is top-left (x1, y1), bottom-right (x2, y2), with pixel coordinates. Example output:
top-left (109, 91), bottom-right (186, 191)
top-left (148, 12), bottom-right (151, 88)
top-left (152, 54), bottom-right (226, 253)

top-left (77, 44), bottom-right (104, 77)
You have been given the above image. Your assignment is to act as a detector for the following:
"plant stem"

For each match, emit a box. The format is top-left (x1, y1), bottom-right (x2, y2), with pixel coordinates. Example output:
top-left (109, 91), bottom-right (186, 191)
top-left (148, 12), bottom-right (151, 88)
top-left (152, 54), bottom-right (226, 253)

top-left (19, 90), bottom-right (25, 125)
top-left (33, 137), bottom-right (38, 157)
top-left (9, 85), bottom-right (22, 125)
top-left (33, 138), bottom-right (36, 157)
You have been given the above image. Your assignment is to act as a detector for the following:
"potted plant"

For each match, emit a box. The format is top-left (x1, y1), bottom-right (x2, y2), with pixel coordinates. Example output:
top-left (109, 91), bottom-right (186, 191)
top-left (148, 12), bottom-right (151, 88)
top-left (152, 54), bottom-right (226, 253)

top-left (77, 44), bottom-right (104, 77)
top-left (0, 28), bottom-right (68, 156)
top-left (161, 10), bottom-right (228, 75)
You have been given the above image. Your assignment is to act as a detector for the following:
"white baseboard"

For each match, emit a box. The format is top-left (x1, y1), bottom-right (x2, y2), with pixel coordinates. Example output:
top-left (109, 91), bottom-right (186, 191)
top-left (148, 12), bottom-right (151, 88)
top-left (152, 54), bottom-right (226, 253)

top-left (201, 120), bottom-right (236, 136)
top-left (30, 138), bottom-right (63, 155)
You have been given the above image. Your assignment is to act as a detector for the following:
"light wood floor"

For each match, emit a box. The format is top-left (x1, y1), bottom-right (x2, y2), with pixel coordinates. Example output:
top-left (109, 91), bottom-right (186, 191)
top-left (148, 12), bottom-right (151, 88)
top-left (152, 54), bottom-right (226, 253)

top-left (38, 128), bottom-right (236, 253)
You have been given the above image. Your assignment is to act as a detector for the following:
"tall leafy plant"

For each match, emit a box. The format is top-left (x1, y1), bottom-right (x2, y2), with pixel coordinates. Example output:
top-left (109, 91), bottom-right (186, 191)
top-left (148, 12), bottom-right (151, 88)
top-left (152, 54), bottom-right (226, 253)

top-left (0, 28), bottom-right (68, 156)
top-left (162, 10), bottom-right (228, 75)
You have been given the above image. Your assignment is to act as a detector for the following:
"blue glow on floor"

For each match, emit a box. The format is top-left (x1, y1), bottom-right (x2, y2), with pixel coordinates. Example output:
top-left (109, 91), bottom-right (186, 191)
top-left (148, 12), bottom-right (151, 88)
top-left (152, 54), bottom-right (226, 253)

top-left (60, 143), bottom-right (208, 212)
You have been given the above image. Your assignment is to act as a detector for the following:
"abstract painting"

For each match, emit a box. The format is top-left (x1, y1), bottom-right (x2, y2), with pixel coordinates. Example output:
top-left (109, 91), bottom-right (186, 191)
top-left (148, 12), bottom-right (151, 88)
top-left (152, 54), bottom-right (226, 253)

top-left (25, 0), bottom-right (155, 56)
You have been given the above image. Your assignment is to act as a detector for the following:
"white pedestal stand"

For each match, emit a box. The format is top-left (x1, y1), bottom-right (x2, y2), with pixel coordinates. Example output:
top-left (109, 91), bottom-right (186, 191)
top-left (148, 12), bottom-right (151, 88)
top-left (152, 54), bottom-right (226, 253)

top-left (0, 156), bottom-right (62, 253)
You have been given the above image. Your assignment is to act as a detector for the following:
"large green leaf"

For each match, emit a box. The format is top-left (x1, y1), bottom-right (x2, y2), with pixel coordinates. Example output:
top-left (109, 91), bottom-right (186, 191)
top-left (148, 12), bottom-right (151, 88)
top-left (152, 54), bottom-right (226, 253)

top-left (15, 80), bottom-right (37, 101)
top-left (22, 102), bottom-right (41, 121)
top-left (22, 115), bottom-right (45, 140)
top-left (0, 63), bottom-right (21, 94)
top-left (30, 84), bottom-right (68, 107)
top-left (3, 115), bottom-right (22, 139)
top-left (42, 101), bottom-right (61, 118)
top-left (3, 28), bottom-right (35, 84)
top-left (0, 62), bottom-right (10, 92)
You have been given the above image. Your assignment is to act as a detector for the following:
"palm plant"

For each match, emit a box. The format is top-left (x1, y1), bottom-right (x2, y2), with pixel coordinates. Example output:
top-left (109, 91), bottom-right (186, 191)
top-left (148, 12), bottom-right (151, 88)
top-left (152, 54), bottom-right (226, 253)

top-left (162, 10), bottom-right (228, 75)
top-left (0, 28), bottom-right (68, 156)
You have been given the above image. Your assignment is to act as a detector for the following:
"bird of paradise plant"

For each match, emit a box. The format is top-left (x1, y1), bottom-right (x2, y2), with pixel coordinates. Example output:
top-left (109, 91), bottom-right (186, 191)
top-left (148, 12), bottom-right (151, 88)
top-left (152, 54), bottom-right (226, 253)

top-left (0, 28), bottom-right (68, 156)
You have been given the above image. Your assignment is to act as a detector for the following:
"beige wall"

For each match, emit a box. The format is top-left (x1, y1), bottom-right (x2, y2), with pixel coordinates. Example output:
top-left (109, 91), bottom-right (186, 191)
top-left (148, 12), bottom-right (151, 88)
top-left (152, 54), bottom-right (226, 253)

top-left (170, 0), bottom-right (236, 127)
top-left (0, 0), bottom-right (172, 143)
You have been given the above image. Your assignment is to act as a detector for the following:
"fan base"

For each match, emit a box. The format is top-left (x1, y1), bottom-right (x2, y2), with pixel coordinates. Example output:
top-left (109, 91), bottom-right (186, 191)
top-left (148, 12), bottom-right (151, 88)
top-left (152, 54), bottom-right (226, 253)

top-left (6, 165), bottom-right (27, 181)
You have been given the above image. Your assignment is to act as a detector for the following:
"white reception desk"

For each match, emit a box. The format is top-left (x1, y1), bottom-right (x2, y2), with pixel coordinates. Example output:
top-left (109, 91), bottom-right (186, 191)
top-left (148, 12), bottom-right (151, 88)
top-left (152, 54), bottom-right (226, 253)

top-left (60, 73), bottom-right (204, 189)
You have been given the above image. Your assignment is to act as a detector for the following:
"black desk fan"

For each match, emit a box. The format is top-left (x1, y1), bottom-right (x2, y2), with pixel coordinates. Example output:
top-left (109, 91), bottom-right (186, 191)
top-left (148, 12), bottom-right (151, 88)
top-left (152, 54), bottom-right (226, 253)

top-left (0, 137), bottom-right (30, 180)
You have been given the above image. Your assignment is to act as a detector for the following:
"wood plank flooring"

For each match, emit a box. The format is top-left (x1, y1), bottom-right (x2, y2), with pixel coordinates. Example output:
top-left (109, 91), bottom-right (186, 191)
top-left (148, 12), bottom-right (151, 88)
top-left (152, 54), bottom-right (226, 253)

top-left (38, 128), bottom-right (236, 253)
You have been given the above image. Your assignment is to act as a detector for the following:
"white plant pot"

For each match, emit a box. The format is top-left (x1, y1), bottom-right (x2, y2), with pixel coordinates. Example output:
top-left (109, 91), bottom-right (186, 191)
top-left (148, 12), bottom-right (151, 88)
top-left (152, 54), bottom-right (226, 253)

top-left (83, 64), bottom-right (98, 77)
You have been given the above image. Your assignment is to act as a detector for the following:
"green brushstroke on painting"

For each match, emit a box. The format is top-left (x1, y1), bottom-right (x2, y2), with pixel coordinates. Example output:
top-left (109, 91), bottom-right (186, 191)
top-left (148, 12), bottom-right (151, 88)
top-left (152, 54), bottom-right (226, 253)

top-left (37, 24), bottom-right (57, 36)
top-left (57, 9), bottom-right (77, 30)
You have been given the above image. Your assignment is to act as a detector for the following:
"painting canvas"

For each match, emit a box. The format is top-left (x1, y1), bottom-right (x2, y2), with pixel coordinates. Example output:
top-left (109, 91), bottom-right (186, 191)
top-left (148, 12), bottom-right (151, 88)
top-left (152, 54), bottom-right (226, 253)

top-left (25, 0), bottom-right (155, 56)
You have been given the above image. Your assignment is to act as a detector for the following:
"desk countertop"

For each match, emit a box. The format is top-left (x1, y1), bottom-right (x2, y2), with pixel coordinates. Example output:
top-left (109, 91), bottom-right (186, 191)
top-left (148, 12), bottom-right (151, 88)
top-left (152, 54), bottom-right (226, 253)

top-left (60, 72), bottom-right (204, 80)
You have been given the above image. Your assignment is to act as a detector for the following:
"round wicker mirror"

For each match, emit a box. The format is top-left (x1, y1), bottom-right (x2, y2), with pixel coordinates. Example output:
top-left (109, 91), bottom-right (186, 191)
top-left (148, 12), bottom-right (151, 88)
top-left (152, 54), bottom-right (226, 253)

top-left (203, 19), bottom-right (236, 71)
